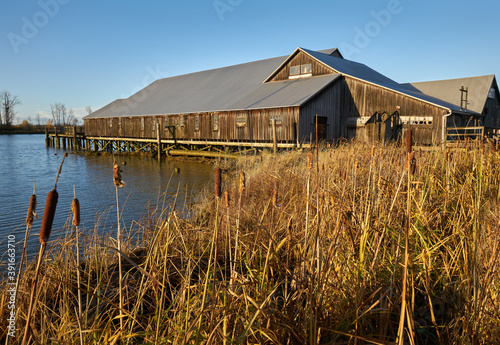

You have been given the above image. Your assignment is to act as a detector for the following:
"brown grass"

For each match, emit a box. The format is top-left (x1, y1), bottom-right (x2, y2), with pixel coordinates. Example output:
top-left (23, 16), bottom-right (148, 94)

top-left (2, 140), bottom-right (500, 344)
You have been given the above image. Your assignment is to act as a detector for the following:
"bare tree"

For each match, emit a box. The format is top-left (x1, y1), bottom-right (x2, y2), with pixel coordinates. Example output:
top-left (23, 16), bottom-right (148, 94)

top-left (0, 91), bottom-right (21, 126)
top-left (35, 113), bottom-right (42, 126)
top-left (85, 105), bottom-right (93, 115)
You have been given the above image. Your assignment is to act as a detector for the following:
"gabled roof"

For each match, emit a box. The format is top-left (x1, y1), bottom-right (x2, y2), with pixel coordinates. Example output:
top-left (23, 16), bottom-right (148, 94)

top-left (401, 75), bottom-right (496, 114)
top-left (85, 51), bottom-right (341, 119)
top-left (85, 47), bottom-right (483, 120)
top-left (262, 48), bottom-right (467, 112)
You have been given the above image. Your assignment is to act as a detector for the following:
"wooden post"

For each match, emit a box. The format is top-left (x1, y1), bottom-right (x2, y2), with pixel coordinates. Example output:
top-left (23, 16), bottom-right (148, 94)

top-left (45, 127), bottom-right (50, 147)
top-left (73, 126), bottom-right (79, 150)
top-left (157, 125), bottom-right (162, 163)
top-left (293, 122), bottom-right (298, 148)
top-left (272, 119), bottom-right (277, 154)
top-left (55, 128), bottom-right (60, 148)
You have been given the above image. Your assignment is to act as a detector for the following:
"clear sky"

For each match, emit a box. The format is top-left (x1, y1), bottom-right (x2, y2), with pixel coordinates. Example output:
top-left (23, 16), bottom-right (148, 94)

top-left (1, 0), bottom-right (499, 124)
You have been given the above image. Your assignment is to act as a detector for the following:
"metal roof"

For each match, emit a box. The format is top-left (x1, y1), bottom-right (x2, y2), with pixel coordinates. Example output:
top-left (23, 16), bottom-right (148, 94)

top-left (85, 47), bottom-right (483, 120)
top-left (86, 55), bottom-right (341, 119)
top-left (300, 48), bottom-right (467, 113)
top-left (401, 75), bottom-right (496, 114)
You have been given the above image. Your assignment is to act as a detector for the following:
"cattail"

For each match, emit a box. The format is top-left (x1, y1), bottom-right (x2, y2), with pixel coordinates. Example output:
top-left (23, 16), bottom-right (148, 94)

top-left (26, 194), bottom-right (37, 227)
top-left (224, 191), bottom-right (230, 208)
top-left (113, 161), bottom-right (125, 187)
top-left (39, 189), bottom-right (58, 244)
top-left (215, 167), bottom-right (222, 198)
top-left (409, 152), bottom-right (417, 176)
top-left (272, 189), bottom-right (278, 208)
top-left (406, 128), bottom-right (413, 154)
top-left (239, 171), bottom-right (246, 193)
top-left (71, 198), bottom-right (80, 227)
top-left (307, 151), bottom-right (314, 171)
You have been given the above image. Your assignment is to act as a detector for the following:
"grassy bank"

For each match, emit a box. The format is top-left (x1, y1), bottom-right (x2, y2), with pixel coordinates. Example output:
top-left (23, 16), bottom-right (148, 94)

top-left (1, 141), bottom-right (500, 344)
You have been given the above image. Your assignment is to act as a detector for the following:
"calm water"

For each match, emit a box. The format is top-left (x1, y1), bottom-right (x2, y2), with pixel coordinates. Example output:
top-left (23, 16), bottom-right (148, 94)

top-left (0, 134), bottom-right (214, 264)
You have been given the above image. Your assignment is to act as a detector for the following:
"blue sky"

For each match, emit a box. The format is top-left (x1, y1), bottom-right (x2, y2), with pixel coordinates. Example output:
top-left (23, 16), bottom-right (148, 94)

top-left (1, 0), bottom-right (499, 123)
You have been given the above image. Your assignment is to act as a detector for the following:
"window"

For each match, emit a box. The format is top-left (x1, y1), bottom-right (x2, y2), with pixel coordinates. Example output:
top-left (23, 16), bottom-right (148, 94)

top-left (290, 65), bottom-right (301, 76)
top-left (289, 64), bottom-right (312, 79)
top-left (141, 118), bottom-right (144, 131)
top-left (164, 117), bottom-right (169, 130)
top-left (269, 115), bottom-right (282, 125)
top-left (109, 119), bottom-right (113, 128)
top-left (489, 88), bottom-right (496, 99)
top-left (195, 115), bottom-right (200, 131)
top-left (213, 114), bottom-right (219, 131)
top-left (236, 115), bottom-right (247, 127)
top-left (179, 116), bottom-right (185, 127)
top-left (152, 118), bottom-right (156, 131)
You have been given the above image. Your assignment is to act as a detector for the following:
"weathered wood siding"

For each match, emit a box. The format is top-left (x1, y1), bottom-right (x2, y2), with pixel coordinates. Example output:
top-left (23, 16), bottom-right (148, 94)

top-left (299, 78), bottom-right (343, 142)
top-left (84, 107), bottom-right (300, 143)
top-left (268, 50), bottom-right (334, 82)
top-left (343, 77), bottom-right (449, 145)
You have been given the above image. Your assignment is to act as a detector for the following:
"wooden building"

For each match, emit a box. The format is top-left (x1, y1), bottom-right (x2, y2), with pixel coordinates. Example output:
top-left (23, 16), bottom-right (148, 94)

top-left (84, 47), bottom-right (499, 151)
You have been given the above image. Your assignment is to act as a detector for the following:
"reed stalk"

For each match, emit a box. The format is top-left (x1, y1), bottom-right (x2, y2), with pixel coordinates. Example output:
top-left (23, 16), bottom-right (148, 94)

top-left (112, 160), bottom-right (125, 333)
top-left (72, 188), bottom-right (84, 345)
top-left (22, 154), bottom-right (66, 345)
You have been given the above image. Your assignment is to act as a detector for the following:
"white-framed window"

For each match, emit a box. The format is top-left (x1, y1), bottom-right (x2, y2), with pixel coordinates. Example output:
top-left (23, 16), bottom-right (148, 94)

top-left (152, 118), bottom-right (156, 132)
top-left (179, 116), bottom-right (185, 127)
top-left (109, 119), bottom-right (113, 128)
top-left (213, 114), bottom-right (219, 131)
top-left (164, 117), bottom-right (169, 130)
top-left (289, 64), bottom-right (312, 79)
top-left (236, 115), bottom-right (247, 127)
top-left (195, 115), bottom-right (200, 131)
top-left (269, 115), bottom-right (282, 125)
top-left (141, 118), bottom-right (145, 131)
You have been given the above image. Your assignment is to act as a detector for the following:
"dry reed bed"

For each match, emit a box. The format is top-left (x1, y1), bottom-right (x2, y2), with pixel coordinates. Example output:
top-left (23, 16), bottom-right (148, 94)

top-left (1, 141), bottom-right (500, 344)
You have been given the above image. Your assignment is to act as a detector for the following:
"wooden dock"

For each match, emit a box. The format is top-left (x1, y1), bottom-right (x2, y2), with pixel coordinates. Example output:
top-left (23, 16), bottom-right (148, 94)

top-left (46, 126), bottom-right (312, 159)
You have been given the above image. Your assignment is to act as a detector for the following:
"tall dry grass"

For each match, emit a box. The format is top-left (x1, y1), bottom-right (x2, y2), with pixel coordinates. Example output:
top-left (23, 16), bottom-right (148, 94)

top-left (1, 140), bottom-right (500, 344)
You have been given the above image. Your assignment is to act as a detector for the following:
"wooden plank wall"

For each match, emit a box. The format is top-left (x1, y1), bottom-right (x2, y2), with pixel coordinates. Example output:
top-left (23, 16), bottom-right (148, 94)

top-left (343, 77), bottom-right (450, 145)
top-left (84, 107), bottom-right (300, 143)
top-left (268, 50), bottom-right (334, 82)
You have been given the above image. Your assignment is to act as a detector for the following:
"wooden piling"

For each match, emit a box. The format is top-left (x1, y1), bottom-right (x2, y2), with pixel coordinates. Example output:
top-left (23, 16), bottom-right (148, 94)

top-left (157, 125), bottom-right (162, 163)
top-left (272, 119), bottom-right (277, 154)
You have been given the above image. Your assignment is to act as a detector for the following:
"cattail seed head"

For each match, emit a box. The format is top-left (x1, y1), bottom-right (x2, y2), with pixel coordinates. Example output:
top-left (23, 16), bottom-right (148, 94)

top-left (307, 151), bottom-right (314, 171)
top-left (224, 190), bottom-right (230, 208)
top-left (215, 167), bottom-right (222, 198)
top-left (113, 161), bottom-right (125, 187)
top-left (239, 171), bottom-right (246, 193)
top-left (40, 189), bottom-right (58, 244)
top-left (26, 194), bottom-right (37, 227)
top-left (409, 152), bottom-right (417, 176)
top-left (272, 189), bottom-right (278, 208)
top-left (406, 128), bottom-right (413, 154)
top-left (71, 198), bottom-right (80, 227)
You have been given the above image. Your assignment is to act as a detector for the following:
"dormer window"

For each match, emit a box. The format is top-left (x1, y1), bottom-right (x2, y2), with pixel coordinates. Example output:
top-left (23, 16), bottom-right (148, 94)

top-left (289, 64), bottom-right (312, 79)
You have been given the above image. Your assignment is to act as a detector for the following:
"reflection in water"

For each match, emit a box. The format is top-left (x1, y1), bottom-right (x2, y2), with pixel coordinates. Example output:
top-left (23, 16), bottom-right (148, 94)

top-left (0, 135), bottom-right (214, 260)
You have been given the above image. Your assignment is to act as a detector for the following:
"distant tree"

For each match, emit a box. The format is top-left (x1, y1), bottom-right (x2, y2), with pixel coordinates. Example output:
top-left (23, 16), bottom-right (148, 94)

top-left (0, 91), bottom-right (21, 126)
top-left (35, 113), bottom-right (42, 126)
top-left (85, 105), bottom-right (93, 115)
top-left (50, 102), bottom-right (76, 126)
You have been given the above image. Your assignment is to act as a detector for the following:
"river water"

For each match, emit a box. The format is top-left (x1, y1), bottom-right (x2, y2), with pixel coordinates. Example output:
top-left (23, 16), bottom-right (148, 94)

top-left (0, 134), bottom-right (214, 265)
